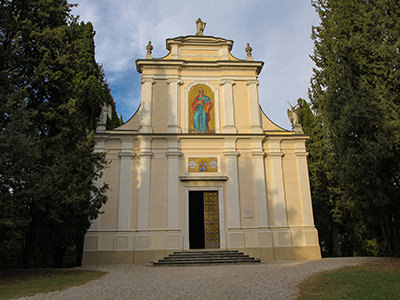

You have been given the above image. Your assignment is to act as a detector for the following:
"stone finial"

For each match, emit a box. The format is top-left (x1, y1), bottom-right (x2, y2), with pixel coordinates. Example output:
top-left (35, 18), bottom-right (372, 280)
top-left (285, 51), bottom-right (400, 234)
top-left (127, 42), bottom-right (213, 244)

top-left (146, 41), bottom-right (153, 58)
top-left (196, 18), bottom-right (206, 36)
top-left (287, 104), bottom-right (304, 134)
top-left (245, 42), bottom-right (253, 60)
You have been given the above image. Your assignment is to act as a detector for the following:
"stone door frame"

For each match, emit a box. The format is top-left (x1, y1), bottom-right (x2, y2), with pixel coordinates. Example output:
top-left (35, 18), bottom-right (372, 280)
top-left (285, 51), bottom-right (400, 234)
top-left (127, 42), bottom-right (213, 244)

top-left (184, 185), bottom-right (226, 250)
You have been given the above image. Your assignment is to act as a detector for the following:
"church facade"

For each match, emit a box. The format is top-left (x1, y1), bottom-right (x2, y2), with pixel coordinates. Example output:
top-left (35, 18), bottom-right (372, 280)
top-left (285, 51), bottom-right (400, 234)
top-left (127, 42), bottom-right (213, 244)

top-left (82, 22), bottom-right (321, 265)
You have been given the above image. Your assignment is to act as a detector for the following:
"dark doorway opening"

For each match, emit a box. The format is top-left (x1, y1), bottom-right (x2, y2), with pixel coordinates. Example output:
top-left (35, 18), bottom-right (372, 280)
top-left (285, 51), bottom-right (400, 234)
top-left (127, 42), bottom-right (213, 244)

top-left (189, 191), bottom-right (205, 249)
top-left (189, 191), bottom-right (220, 249)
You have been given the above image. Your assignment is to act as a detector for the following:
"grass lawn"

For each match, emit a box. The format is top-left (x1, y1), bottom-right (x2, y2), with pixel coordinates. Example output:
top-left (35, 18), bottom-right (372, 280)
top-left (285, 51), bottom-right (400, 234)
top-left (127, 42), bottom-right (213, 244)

top-left (297, 258), bottom-right (400, 300)
top-left (0, 269), bottom-right (106, 300)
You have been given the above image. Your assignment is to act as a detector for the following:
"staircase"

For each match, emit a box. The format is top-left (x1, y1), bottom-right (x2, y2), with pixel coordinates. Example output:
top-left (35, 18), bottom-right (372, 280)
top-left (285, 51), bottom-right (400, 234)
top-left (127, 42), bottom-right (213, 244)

top-left (152, 250), bottom-right (261, 266)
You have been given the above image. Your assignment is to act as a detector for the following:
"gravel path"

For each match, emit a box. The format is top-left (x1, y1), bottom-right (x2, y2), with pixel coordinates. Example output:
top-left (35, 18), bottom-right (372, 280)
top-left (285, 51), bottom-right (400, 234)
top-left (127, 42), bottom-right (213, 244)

top-left (15, 257), bottom-right (376, 300)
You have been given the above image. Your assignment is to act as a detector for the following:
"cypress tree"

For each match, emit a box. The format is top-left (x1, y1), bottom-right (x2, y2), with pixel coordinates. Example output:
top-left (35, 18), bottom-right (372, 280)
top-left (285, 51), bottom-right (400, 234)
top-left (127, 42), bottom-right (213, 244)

top-left (310, 0), bottom-right (400, 256)
top-left (297, 98), bottom-right (354, 256)
top-left (0, 0), bottom-right (119, 267)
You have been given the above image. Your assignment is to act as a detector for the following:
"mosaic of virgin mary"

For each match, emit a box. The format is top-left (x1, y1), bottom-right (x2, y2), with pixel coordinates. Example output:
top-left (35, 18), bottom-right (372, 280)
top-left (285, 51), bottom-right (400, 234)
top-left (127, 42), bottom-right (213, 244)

top-left (189, 85), bottom-right (215, 134)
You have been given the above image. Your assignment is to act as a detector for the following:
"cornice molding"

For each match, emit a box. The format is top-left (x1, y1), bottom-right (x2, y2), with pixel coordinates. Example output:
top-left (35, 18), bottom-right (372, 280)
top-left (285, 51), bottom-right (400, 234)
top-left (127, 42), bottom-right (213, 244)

top-left (267, 152), bottom-right (284, 158)
top-left (224, 151), bottom-right (240, 157)
top-left (247, 80), bottom-right (260, 86)
top-left (179, 175), bottom-right (229, 181)
top-left (138, 151), bottom-right (153, 157)
top-left (219, 79), bottom-right (236, 86)
top-left (251, 151), bottom-right (266, 157)
top-left (136, 59), bottom-right (264, 74)
top-left (166, 151), bottom-right (183, 157)
top-left (140, 78), bottom-right (155, 85)
top-left (119, 151), bottom-right (134, 158)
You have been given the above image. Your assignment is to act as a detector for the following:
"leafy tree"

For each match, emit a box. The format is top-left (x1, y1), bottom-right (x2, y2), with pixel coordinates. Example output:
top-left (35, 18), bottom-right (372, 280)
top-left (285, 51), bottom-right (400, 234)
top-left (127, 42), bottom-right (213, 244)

top-left (0, 0), bottom-right (119, 267)
top-left (310, 0), bottom-right (400, 256)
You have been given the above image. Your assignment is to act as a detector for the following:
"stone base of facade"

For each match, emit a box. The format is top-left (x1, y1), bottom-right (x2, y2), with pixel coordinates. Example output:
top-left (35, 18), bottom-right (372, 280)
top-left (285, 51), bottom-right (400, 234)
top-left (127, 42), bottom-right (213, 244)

top-left (133, 250), bottom-right (173, 265)
top-left (241, 246), bottom-right (321, 262)
top-left (82, 250), bottom-right (174, 265)
top-left (82, 251), bottom-right (134, 265)
top-left (82, 246), bottom-right (321, 265)
top-left (273, 246), bottom-right (321, 260)
top-left (82, 227), bottom-right (321, 265)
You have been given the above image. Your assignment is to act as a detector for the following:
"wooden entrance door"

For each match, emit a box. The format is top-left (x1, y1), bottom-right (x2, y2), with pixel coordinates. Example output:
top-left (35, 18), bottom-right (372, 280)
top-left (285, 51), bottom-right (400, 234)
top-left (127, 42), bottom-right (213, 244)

top-left (204, 191), bottom-right (220, 248)
top-left (189, 191), bottom-right (220, 249)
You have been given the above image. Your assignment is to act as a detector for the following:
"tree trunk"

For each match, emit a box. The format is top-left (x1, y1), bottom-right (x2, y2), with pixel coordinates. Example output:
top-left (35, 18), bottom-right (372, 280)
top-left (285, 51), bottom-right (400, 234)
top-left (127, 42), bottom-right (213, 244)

top-left (75, 232), bottom-right (85, 266)
top-left (52, 245), bottom-right (66, 268)
top-left (22, 221), bottom-right (35, 268)
top-left (331, 223), bottom-right (340, 257)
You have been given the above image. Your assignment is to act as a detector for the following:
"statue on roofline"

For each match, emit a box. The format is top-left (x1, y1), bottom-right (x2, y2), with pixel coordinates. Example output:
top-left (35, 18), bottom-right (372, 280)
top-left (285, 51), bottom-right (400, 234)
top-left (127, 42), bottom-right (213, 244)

top-left (287, 104), bottom-right (304, 134)
top-left (287, 104), bottom-right (299, 126)
top-left (146, 41), bottom-right (153, 55)
top-left (96, 103), bottom-right (112, 133)
top-left (196, 18), bottom-right (206, 36)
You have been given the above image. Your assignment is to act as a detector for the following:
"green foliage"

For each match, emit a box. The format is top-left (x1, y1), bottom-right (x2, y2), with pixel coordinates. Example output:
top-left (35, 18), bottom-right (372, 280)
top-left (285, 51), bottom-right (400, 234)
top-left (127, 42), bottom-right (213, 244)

top-left (310, 0), bottom-right (400, 256)
top-left (0, 0), bottom-right (118, 267)
top-left (0, 269), bottom-right (106, 300)
top-left (297, 259), bottom-right (400, 300)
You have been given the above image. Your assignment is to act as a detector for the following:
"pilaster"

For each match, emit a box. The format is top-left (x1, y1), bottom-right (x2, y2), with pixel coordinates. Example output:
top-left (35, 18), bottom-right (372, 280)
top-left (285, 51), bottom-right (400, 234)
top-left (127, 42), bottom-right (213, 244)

top-left (91, 138), bottom-right (106, 230)
top-left (137, 137), bottom-right (152, 230)
top-left (167, 138), bottom-right (181, 229)
top-left (139, 78), bottom-right (155, 133)
top-left (251, 138), bottom-right (268, 227)
top-left (267, 138), bottom-right (288, 227)
top-left (295, 151), bottom-right (314, 226)
top-left (220, 80), bottom-right (237, 133)
top-left (247, 80), bottom-right (263, 133)
top-left (167, 79), bottom-right (183, 133)
top-left (94, 138), bottom-right (105, 154)
top-left (118, 139), bottom-right (134, 230)
top-left (224, 138), bottom-right (241, 228)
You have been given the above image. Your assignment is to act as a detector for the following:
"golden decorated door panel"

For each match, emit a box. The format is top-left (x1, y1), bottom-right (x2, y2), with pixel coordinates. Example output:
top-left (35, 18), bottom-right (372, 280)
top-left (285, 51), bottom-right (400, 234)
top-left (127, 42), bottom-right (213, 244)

top-left (203, 191), bottom-right (220, 248)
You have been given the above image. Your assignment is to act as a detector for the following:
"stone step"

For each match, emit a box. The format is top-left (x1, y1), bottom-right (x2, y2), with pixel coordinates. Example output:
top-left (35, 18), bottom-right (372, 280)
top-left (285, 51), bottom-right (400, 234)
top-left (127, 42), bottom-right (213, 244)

top-left (173, 250), bottom-right (240, 254)
top-left (152, 250), bottom-right (261, 266)
top-left (161, 256), bottom-right (254, 261)
top-left (168, 253), bottom-right (249, 258)
top-left (172, 250), bottom-right (240, 254)
top-left (153, 259), bottom-right (261, 266)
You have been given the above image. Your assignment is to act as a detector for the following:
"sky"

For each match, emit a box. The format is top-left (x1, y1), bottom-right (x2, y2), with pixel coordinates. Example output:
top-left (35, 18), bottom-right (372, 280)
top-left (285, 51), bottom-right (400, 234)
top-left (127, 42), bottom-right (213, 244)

top-left (70, 0), bottom-right (320, 130)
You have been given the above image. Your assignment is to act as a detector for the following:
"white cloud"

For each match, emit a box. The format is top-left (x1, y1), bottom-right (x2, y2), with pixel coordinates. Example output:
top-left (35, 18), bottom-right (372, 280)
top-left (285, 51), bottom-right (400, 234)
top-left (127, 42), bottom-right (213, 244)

top-left (71, 0), bottom-right (320, 128)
